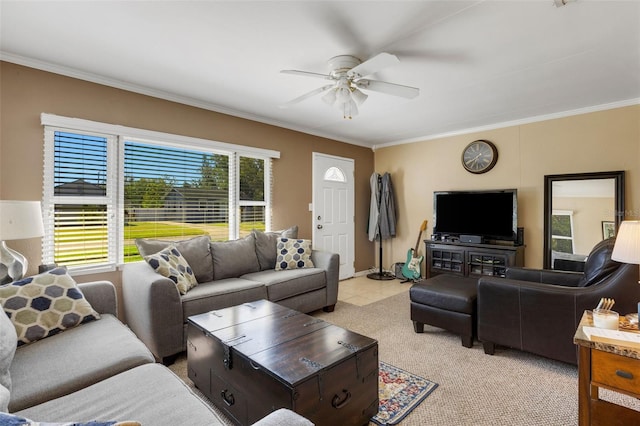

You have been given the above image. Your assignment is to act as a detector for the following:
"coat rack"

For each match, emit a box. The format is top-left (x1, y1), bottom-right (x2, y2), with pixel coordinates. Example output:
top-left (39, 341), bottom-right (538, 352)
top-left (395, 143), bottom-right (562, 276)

top-left (367, 173), bottom-right (395, 280)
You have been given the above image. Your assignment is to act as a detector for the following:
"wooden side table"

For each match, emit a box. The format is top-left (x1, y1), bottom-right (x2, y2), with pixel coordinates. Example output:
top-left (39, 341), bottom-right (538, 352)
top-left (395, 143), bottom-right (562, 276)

top-left (573, 311), bottom-right (640, 425)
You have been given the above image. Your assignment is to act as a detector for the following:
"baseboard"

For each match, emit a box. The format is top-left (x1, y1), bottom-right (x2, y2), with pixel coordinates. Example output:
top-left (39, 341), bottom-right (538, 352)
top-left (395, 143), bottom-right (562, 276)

top-left (353, 268), bottom-right (393, 278)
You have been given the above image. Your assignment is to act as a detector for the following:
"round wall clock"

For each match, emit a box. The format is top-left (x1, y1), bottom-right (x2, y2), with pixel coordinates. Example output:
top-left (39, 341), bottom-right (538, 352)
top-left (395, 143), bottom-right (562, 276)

top-left (461, 140), bottom-right (498, 174)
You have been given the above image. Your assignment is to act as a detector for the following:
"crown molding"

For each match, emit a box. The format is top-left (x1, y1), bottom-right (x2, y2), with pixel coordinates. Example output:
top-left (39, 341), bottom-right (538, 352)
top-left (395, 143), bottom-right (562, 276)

top-left (372, 98), bottom-right (640, 151)
top-left (3, 52), bottom-right (637, 153)
top-left (0, 52), bottom-right (371, 148)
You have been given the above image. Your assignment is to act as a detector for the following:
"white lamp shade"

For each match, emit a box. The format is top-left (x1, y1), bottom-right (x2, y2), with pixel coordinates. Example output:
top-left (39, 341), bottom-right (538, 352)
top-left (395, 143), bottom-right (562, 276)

top-left (336, 87), bottom-right (351, 104)
top-left (321, 89), bottom-right (337, 106)
top-left (0, 200), bottom-right (45, 241)
top-left (611, 220), bottom-right (640, 264)
top-left (351, 88), bottom-right (368, 106)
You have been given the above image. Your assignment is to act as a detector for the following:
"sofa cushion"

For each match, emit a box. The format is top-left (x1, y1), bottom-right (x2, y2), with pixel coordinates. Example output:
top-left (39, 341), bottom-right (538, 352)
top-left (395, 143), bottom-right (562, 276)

top-left (0, 413), bottom-right (140, 426)
top-left (210, 234), bottom-right (260, 280)
top-left (275, 238), bottom-right (315, 271)
top-left (242, 268), bottom-right (326, 302)
top-left (16, 364), bottom-right (224, 426)
top-left (9, 314), bottom-right (154, 412)
top-left (135, 235), bottom-right (213, 283)
top-left (144, 245), bottom-right (198, 295)
top-left (181, 279), bottom-right (267, 322)
top-left (0, 306), bottom-right (17, 392)
top-left (254, 226), bottom-right (299, 270)
top-left (0, 268), bottom-right (100, 346)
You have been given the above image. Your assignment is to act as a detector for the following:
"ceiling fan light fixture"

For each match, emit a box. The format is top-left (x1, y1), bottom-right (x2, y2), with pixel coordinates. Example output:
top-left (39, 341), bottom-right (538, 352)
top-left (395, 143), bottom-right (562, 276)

top-left (351, 88), bottom-right (368, 106)
top-left (281, 51), bottom-right (418, 119)
top-left (336, 86), bottom-right (351, 104)
top-left (321, 89), bottom-right (337, 106)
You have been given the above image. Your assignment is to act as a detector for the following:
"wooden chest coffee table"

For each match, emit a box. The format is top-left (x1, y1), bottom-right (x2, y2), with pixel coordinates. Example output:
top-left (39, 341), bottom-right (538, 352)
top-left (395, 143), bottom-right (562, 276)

top-left (187, 299), bottom-right (378, 426)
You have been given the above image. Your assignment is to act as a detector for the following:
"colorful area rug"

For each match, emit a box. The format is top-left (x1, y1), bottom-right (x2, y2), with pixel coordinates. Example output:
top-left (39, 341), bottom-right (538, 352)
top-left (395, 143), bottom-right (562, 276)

top-left (371, 361), bottom-right (438, 425)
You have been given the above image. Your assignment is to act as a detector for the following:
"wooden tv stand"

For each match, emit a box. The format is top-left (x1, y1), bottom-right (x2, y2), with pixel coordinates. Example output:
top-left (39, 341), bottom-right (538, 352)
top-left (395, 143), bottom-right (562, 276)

top-left (424, 240), bottom-right (524, 279)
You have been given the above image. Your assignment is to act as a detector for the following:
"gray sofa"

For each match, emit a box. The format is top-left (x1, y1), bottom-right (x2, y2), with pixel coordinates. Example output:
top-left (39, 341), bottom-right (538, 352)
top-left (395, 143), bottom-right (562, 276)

top-left (1, 279), bottom-right (312, 425)
top-left (122, 230), bottom-right (340, 363)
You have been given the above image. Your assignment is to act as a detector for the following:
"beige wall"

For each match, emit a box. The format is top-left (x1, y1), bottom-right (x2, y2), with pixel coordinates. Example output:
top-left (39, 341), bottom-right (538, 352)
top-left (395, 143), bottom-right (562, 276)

top-left (374, 105), bottom-right (640, 270)
top-left (0, 62), bottom-right (375, 305)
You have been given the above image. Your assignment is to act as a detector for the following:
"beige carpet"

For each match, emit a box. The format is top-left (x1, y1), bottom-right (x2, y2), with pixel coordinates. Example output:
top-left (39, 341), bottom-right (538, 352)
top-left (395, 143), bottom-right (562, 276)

top-left (170, 292), bottom-right (640, 425)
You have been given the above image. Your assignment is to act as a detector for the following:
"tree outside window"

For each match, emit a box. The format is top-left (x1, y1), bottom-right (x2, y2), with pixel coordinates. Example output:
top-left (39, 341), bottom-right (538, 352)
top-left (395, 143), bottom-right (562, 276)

top-left (551, 210), bottom-right (575, 254)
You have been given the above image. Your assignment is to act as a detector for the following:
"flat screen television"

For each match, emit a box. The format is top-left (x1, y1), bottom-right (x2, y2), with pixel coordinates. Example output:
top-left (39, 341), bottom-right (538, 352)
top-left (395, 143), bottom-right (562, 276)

top-left (433, 189), bottom-right (518, 242)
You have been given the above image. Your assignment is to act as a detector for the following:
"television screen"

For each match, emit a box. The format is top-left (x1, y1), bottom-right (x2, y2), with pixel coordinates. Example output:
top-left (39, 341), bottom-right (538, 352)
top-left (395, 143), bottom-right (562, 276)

top-left (433, 189), bottom-right (517, 241)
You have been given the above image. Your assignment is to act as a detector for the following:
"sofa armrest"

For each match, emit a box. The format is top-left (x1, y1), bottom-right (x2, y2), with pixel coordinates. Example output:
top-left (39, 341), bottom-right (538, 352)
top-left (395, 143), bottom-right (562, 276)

top-left (311, 250), bottom-right (340, 307)
top-left (78, 281), bottom-right (117, 316)
top-left (251, 408), bottom-right (314, 426)
top-left (121, 261), bottom-right (184, 361)
top-left (505, 266), bottom-right (582, 287)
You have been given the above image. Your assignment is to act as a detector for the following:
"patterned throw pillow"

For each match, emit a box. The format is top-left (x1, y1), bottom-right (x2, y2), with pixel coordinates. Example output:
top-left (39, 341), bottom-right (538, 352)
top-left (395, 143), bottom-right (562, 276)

top-left (0, 413), bottom-right (140, 426)
top-left (144, 245), bottom-right (197, 295)
top-left (275, 238), bottom-right (315, 271)
top-left (0, 268), bottom-right (100, 346)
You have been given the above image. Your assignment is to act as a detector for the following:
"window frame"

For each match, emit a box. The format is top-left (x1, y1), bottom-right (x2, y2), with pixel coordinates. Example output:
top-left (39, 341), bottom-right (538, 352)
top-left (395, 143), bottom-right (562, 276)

top-left (41, 113), bottom-right (279, 274)
top-left (550, 209), bottom-right (576, 254)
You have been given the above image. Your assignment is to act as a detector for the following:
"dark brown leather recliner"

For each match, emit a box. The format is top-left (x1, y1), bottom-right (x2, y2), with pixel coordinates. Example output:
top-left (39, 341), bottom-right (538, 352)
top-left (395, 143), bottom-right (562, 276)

top-left (477, 238), bottom-right (639, 364)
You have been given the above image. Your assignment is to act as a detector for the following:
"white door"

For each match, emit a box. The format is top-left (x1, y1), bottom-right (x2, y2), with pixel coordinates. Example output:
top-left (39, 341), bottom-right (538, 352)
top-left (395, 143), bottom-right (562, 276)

top-left (312, 153), bottom-right (355, 280)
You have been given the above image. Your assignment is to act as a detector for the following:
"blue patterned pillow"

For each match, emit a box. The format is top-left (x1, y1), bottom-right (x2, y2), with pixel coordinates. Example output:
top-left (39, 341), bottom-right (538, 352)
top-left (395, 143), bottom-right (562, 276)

top-left (0, 268), bottom-right (100, 346)
top-left (0, 413), bottom-right (140, 426)
top-left (275, 238), bottom-right (315, 270)
top-left (144, 245), bottom-right (197, 294)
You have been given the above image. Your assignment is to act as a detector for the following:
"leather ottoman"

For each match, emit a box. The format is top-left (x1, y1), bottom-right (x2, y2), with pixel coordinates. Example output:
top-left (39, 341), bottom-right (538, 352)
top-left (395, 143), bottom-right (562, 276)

top-left (410, 274), bottom-right (478, 347)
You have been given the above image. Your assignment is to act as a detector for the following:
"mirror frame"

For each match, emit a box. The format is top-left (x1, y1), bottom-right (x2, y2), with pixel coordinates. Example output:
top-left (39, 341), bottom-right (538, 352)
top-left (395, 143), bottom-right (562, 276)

top-left (543, 170), bottom-right (625, 269)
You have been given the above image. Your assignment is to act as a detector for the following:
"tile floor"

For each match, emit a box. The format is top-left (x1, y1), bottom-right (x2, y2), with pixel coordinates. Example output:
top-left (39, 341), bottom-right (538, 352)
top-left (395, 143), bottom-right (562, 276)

top-left (337, 274), bottom-right (411, 306)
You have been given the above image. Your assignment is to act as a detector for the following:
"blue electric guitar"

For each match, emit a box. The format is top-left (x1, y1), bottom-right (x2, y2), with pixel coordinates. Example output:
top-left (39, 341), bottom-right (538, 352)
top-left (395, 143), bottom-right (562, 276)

top-left (402, 220), bottom-right (428, 281)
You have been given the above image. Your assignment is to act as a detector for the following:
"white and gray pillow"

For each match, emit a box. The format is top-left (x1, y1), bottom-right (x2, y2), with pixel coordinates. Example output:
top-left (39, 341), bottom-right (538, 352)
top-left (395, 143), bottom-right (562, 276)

top-left (144, 245), bottom-right (198, 295)
top-left (275, 238), bottom-right (315, 271)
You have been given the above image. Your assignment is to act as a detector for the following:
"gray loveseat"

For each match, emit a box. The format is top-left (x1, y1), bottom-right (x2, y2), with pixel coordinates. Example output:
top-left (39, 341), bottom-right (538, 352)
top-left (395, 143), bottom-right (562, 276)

top-left (1, 279), bottom-right (312, 425)
top-left (122, 229), bottom-right (340, 363)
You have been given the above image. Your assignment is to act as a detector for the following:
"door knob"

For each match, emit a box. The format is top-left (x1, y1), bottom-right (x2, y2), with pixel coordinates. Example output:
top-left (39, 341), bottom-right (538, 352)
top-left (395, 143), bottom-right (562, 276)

top-left (317, 224), bottom-right (323, 229)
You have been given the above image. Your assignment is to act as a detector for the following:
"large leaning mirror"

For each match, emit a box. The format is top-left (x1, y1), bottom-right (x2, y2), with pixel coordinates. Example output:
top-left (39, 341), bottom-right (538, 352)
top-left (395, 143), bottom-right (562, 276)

top-left (544, 171), bottom-right (625, 271)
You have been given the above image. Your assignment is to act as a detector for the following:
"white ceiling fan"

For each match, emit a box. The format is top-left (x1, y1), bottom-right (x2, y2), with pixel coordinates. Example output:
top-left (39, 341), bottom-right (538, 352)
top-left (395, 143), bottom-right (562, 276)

top-left (280, 52), bottom-right (420, 119)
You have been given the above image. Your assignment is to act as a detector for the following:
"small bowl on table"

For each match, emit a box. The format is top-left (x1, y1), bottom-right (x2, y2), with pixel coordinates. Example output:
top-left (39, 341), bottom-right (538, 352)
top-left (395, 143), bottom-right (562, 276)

top-left (592, 309), bottom-right (619, 330)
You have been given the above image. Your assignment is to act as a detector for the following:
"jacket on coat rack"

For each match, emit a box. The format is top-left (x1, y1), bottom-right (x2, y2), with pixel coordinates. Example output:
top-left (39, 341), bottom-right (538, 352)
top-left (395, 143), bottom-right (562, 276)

top-left (368, 172), bottom-right (397, 241)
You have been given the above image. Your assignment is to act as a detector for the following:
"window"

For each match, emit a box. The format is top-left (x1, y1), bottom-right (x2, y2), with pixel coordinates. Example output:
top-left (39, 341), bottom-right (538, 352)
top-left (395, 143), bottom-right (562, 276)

top-left (239, 156), bottom-right (268, 237)
top-left (42, 114), bottom-right (278, 273)
top-left (551, 210), bottom-right (575, 254)
top-left (324, 166), bottom-right (346, 182)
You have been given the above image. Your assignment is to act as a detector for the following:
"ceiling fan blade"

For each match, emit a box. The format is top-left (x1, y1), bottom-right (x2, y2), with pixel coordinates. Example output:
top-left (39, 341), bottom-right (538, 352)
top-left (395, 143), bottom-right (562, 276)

top-left (279, 84), bottom-right (335, 108)
top-left (355, 79), bottom-right (419, 99)
top-left (280, 70), bottom-right (332, 80)
top-left (348, 52), bottom-right (400, 78)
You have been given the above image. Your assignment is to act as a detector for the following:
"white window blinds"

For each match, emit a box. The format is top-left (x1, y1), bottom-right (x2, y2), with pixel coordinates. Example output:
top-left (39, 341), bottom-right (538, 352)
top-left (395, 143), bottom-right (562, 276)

top-left (43, 130), bottom-right (117, 268)
top-left (41, 114), bottom-right (279, 273)
top-left (123, 141), bottom-right (230, 262)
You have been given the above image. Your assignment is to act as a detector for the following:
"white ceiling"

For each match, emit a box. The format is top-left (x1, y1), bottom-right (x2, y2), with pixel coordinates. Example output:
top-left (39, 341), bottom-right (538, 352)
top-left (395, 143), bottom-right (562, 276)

top-left (1, 1), bottom-right (639, 149)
